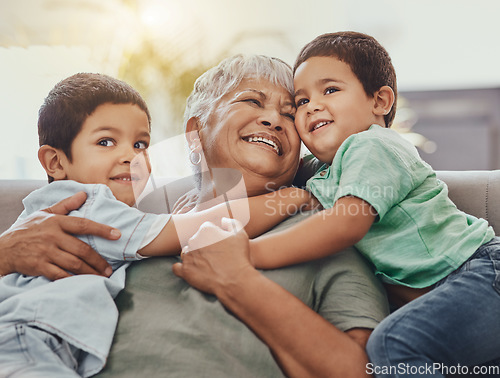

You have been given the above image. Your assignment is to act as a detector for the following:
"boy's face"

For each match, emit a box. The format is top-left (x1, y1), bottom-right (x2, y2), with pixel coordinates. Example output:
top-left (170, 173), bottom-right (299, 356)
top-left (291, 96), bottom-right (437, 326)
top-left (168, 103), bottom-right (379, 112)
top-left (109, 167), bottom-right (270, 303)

top-left (293, 56), bottom-right (379, 164)
top-left (61, 103), bottom-right (151, 206)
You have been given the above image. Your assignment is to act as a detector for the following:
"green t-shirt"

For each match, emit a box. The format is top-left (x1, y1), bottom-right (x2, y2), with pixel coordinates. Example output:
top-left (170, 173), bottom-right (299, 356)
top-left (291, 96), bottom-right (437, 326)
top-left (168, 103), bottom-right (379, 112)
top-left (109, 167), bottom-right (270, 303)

top-left (307, 124), bottom-right (495, 288)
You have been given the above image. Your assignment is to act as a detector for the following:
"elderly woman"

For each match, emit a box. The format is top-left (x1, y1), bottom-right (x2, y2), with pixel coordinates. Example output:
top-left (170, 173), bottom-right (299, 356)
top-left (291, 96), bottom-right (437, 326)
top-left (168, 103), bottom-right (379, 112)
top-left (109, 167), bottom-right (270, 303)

top-left (0, 55), bottom-right (388, 377)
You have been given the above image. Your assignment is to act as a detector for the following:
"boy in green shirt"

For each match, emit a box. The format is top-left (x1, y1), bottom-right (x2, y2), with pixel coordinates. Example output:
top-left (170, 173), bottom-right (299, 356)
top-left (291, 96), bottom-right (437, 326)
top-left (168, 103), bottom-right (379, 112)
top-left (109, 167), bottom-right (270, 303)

top-left (242, 32), bottom-right (499, 376)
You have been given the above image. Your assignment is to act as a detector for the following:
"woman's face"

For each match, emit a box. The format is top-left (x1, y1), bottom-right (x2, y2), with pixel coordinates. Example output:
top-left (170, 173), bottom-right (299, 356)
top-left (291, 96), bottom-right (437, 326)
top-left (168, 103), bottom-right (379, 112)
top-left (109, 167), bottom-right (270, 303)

top-left (198, 78), bottom-right (301, 191)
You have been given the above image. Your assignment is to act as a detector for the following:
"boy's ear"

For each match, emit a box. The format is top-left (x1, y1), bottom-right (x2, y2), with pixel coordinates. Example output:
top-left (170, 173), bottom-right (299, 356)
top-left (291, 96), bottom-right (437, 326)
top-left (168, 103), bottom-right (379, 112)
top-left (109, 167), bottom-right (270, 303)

top-left (372, 86), bottom-right (395, 117)
top-left (38, 145), bottom-right (68, 181)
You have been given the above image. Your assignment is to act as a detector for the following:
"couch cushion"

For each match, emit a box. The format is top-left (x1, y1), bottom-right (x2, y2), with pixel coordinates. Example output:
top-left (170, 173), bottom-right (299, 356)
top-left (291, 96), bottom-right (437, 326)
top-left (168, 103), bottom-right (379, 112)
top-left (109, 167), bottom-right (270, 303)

top-left (436, 170), bottom-right (500, 235)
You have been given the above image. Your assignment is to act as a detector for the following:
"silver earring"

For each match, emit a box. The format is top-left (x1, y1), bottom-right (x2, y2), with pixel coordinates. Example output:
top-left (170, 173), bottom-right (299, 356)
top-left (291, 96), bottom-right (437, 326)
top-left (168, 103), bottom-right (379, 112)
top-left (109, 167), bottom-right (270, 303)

top-left (190, 150), bottom-right (202, 165)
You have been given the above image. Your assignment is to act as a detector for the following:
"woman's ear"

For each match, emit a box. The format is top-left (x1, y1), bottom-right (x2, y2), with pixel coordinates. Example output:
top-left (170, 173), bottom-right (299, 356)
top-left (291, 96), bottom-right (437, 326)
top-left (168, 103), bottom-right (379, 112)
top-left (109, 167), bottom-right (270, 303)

top-left (373, 86), bottom-right (395, 117)
top-left (185, 117), bottom-right (202, 148)
top-left (38, 145), bottom-right (68, 181)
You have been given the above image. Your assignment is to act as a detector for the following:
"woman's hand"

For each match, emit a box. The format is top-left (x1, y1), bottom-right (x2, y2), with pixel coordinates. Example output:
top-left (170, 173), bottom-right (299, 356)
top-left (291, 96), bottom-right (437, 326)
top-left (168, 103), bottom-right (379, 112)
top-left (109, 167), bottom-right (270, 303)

top-left (0, 191), bottom-right (119, 280)
top-left (172, 219), bottom-right (369, 378)
top-left (172, 218), bottom-right (255, 295)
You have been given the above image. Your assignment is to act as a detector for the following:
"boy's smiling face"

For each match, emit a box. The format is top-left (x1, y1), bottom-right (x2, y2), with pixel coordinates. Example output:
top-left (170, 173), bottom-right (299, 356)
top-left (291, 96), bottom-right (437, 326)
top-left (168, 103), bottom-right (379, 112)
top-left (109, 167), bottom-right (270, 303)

top-left (59, 103), bottom-right (151, 206)
top-left (293, 56), bottom-right (381, 164)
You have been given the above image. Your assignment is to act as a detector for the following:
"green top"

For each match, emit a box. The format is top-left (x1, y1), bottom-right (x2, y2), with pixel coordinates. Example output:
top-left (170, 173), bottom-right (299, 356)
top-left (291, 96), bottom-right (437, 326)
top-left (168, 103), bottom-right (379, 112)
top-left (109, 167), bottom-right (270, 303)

top-left (307, 124), bottom-right (495, 288)
top-left (97, 209), bottom-right (388, 377)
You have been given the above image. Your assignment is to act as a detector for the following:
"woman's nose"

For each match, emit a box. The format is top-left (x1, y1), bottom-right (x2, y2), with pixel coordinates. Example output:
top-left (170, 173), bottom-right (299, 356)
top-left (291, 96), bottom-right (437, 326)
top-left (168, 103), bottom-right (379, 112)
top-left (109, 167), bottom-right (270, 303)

top-left (259, 110), bottom-right (284, 132)
top-left (261, 120), bottom-right (283, 132)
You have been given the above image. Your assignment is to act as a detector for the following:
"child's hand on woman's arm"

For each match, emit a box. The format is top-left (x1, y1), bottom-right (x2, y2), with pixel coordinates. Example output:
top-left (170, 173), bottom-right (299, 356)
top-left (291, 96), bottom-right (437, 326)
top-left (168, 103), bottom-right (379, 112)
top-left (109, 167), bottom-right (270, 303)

top-left (302, 191), bottom-right (322, 211)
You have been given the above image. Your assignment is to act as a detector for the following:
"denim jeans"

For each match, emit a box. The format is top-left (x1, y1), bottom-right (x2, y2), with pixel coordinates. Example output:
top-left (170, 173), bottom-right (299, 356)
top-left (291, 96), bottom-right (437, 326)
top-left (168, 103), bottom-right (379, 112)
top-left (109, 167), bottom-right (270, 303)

top-left (0, 323), bottom-right (80, 377)
top-left (366, 237), bottom-right (500, 377)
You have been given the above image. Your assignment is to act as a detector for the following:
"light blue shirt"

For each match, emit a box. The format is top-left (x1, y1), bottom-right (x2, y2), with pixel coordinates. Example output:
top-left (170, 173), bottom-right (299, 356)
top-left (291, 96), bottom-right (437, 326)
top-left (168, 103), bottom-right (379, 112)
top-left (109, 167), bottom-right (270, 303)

top-left (0, 181), bottom-right (170, 377)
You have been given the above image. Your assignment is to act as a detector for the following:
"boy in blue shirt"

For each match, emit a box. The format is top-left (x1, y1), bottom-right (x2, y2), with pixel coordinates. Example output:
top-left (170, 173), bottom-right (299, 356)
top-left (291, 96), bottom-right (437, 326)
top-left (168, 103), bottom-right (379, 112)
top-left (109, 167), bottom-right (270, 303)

top-left (0, 73), bottom-right (311, 377)
top-left (245, 32), bottom-right (500, 376)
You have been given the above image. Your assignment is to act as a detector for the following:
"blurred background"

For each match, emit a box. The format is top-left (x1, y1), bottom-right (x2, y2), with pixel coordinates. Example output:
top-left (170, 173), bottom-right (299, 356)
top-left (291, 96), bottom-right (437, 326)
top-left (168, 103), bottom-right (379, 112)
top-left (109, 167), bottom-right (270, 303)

top-left (1, 0), bottom-right (500, 179)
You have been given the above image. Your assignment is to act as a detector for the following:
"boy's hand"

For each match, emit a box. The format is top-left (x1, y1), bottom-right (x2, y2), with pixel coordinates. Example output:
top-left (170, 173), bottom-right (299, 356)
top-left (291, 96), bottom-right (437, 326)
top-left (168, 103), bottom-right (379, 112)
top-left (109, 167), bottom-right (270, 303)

top-left (0, 191), bottom-right (118, 280)
top-left (301, 191), bottom-right (322, 212)
top-left (276, 187), bottom-right (322, 213)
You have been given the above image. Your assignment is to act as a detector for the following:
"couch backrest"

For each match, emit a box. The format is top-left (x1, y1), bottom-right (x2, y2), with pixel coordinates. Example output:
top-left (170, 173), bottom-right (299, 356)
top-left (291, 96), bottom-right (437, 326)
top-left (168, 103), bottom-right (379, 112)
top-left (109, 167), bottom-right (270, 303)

top-left (0, 179), bottom-right (46, 234)
top-left (1, 171), bottom-right (500, 235)
top-left (436, 170), bottom-right (500, 234)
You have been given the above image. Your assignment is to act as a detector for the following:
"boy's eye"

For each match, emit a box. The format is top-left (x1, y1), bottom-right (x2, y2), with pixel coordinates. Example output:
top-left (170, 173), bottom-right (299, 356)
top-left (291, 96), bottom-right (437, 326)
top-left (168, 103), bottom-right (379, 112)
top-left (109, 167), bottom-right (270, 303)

top-left (324, 87), bottom-right (338, 95)
top-left (296, 98), bottom-right (309, 107)
top-left (282, 113), bottom-right (295, 121)
top-left (98, 139), bottom-right (115, 147)
top-left (134, 141), bottom-right (148, 149)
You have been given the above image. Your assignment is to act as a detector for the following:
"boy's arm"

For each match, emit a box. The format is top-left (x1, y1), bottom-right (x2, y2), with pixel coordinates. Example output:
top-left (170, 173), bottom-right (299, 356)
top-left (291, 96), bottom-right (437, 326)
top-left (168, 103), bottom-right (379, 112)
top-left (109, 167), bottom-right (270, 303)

top-left (249, 196), bottom-right (376, 269)
top-left (241, 187), bottom-right (318, 238)
top-left (138, 187), bottom-right (315, 257)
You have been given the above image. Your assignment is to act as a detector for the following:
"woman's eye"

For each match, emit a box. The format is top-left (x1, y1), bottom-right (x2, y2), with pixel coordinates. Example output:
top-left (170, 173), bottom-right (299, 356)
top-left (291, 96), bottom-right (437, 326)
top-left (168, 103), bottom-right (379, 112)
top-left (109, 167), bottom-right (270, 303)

top-left (325, 87), bottom-right (338, 95)
top-left (243, 98), bottom-right (262, 106)
top-left (296, 98), bottom-right (309, 107)
top-left (98, 139), bottom-right (115, 147)
top-left (134, 141), bottom-right (148, 149)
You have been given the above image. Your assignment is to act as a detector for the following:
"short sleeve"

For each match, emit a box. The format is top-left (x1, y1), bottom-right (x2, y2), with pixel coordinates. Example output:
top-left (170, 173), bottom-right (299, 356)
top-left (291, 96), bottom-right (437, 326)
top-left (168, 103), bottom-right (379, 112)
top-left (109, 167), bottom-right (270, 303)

top-left (333, 133), bottom-right (428, 221)
top-left (78, 185), bottom-right (170, 264)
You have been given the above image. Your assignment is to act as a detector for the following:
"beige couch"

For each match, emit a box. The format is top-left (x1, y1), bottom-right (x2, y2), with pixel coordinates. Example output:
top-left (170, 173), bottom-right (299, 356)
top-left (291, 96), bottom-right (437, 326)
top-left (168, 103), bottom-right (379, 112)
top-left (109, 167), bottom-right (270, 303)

top-left (2, 171), bottom-right (500, 235)
top-left (1, 171), bottom-right (500, 376)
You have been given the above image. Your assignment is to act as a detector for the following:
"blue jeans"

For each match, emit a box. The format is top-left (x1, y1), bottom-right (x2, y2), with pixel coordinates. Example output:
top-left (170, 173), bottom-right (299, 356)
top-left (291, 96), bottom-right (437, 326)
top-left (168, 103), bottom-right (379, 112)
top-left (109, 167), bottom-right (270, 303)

top-left (0, 324), bottom-right (80, 377)
top-left (366, 237), bottom-right (500, 377)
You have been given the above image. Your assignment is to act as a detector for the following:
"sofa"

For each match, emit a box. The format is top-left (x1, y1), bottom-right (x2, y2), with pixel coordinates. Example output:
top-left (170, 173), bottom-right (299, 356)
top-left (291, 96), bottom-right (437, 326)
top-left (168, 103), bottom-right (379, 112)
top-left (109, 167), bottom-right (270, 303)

top-left (2, 170), bottom-right (500, 235)
top-left (1, 170), bottom-right (499, 376)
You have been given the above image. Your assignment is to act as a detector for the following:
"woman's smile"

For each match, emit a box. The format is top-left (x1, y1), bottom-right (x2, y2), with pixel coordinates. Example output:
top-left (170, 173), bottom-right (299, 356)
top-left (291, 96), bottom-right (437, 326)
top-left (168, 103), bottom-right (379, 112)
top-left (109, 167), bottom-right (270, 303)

top-left (242, 132), bottom-right (283, 156)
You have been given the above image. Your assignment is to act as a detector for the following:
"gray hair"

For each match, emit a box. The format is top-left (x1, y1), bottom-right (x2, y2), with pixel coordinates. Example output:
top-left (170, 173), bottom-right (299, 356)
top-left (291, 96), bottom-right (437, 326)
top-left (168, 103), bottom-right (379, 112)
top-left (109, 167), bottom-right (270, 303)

top-left (183, 54), bottom-right (294, 129)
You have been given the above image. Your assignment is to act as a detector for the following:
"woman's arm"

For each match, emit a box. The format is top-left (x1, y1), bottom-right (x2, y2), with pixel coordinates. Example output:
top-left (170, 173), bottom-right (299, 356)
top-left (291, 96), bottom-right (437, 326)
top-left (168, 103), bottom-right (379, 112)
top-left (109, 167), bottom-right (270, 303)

top-left (138, 187), bottom-right (317, 256)
top-left (0, 191), bottom-right (117, 279)
top-left (172, 219), bottom-right (370, 378)
top-left (239, 186), bottom-right (319, 238)
top-left (250, 196), bottom-right (376, 269)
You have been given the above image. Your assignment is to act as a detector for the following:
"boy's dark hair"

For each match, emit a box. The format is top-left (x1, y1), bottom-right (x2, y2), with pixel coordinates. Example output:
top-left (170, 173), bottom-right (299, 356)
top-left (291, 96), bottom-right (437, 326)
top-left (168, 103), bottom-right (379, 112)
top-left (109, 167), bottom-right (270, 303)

top-left (38, 73), bottom-right (151, 182)
top-left (293, 31), bottom-right (397, 127)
